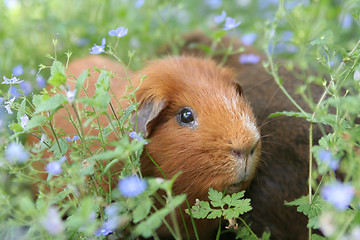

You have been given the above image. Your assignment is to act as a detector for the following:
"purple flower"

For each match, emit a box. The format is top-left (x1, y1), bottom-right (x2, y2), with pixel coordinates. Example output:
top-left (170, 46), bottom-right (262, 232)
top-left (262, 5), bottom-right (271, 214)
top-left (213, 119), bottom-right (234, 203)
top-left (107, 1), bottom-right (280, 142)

top-left (90, 38), bottom-right (106, 55)
top-left (5, 142), bottom-right (29, 163)
top-left (95, 222), bottom-right (113, 237)
top-left (9, 85), bottom-right (21, 98)
top-left (2, 76), bottom-right (23, 84)
top-left (45, 156), bottom-right (66, 175)
top-left (65, 135), bottom-right (80, 142)
top-left (129, 131), bottom-right (148, 145)
top-left (40, 206), bottom-right (65, 235)
top-left (318, 148), bottom-right (339, 171)
top-left (214, 10), bottom-right (226, 23)
top-left (108, 27), bottom-right (128, 38)
top-left (12, 65), bottom-right (23, 76)
top-left (118, 175), bottom-right (147, 197)
top-left (19, 81), bottom-right (33, 96)
top-left (66, 89), bottom-right (77, 103)
top-left (105, 204), bottom-right (118, 217)
top-left (4, 97), bottom-right (15, 114)
top-left (46, 162), bottom-right (62, 175)
top-left (354, 69), bottom-right (360, 81)
top-left (241, 33), bottom-right (257, 46)
top-left (321, 181), bottom-right (355, 211)
top-left (223, 17), bottom-right (241, 30)
top-left (204, 0), bottom-right (222, 9)
top-left (36, 75), bottom-right (46, 88)
top-left (20, 114), bottom-right (29, 129)
top-left (135, 0), bottom-right (145, 8)
top-left (239, 53), bottom-right (261, 64)
top-left (341, 14), bottom-right (353, 29)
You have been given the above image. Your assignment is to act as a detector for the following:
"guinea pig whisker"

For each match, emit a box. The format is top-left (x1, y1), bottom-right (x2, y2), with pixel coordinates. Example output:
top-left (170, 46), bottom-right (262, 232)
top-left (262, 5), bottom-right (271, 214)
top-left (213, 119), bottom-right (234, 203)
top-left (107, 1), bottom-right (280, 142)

top-left (242, 75), bottom-right (274, 95)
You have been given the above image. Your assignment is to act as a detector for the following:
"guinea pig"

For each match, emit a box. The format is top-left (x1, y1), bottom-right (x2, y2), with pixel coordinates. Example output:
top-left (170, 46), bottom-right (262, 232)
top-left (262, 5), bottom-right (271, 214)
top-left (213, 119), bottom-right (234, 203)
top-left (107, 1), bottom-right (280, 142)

top-left (28, 55), bottom-right (262, 239)
top-left (180, 31), bottom-right (325, 240)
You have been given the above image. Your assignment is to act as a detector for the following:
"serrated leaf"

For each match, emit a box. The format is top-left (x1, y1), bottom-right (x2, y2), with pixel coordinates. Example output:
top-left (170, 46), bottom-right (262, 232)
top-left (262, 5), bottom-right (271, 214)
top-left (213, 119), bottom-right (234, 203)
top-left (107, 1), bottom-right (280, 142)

top-left (222, 195), bottom-right (231, 206)
top-left (133, 197), bottom-right (153, 223)
top-left (223, 199), bottom-right (252, 219)
top-left (24, 115), bottom-right (47, 131)
top-left (34, 94), bottom-right (67, 114)
top-left (208, 188), bottom-right (223, 208)
top-left (285, 195), bottom-right (323, 218)
top-left (188, 201), bottom-right (212, 219)
top-left (207, 209), bottom-right (222, 219)
top-left (8, 123), bottom-right (23, 133)
top-left (48, 61), bottom-right (66, 86)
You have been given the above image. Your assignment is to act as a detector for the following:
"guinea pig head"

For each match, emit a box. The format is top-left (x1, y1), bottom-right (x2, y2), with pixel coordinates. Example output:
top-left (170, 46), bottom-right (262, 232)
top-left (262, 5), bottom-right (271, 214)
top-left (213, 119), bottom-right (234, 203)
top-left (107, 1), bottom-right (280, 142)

top-left (131, 56), bottom-right (261, 200)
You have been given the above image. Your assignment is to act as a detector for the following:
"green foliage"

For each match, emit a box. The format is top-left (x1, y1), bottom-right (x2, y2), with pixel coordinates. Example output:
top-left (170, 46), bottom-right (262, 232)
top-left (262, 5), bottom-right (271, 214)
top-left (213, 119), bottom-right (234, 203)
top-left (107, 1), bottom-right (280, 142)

top-left (1, 0), bottom-right (360, 239)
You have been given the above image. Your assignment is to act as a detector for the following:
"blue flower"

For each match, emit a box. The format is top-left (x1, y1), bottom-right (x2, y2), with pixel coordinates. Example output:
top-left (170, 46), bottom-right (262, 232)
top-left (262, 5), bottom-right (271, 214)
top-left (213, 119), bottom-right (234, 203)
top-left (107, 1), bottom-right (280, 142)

top-left (4, 97), bottom-right (15, 114)
top-left (108, 27), bottom-right (128, 38)
top-left (19, 81), bottom-right (33, 96)
top-left (223, 17), bottom-right (241, 30)
top-left (45, 156), bottom-right (66, 175)
top-left (341, 14), bottom-right (353, 29)
top-left (204, 0), bottom-right (222, 9)
top-left (354, 69), bottom-right (360, 81)
top-left (135, 0), bottom-right (145, 8)
top-left (318, 148), bottom-right (339, 171)
top-left (66, 89), bottom-right (77, 103)
top-left (95, 222), bottom-right (113, 237)
top-left (118, 175), bottom-right (147, 197)
top-left (9, 85), bottom-right (21, 98)
top-left (65, 135), bottom-right (80, 142)
top-left (321, 181), bottom-right (354, 211)
top-left (90, 38), bottom-right (106, 55)
top-left (239, 54), bottom-right (261, 64)
top-left (241, 33), bottom-right (257, 46)
top-left (46, 162), bottom-right (62, 175)
top-left (20, 114), bottom-right (29, 129)
top-left (105, 204), bottom-right (118, 217)
top-left (5, 142), bottom-right (29, 163)
top-left (36, 75), bottom-right (46, 88)
top-left (12, 64), bottom-right (23, 76)
top-left (129, 131), bottom-right (148, 145)
top-left (40, 206), bottom-right (65, 235)
top-left (2, 76), bottom-right (23, 84)
top-left (214, 10), bottom-right (226, 23)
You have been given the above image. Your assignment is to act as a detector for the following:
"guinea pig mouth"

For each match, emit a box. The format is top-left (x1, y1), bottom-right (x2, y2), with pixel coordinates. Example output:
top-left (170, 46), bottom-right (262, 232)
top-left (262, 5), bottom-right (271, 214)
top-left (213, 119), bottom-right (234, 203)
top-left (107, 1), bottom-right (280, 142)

top-left (226, 181), bottom-right (247, 194)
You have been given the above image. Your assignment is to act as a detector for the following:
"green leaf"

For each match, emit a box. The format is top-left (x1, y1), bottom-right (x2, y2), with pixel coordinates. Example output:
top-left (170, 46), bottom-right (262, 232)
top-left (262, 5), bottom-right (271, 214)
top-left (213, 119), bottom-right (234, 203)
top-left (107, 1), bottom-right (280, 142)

top-left (24, 115), bottom-right (47, 131)
top-left (134, 208), bottom-right (169, 238)
top-left (285, 195), bottom-right (324, 218)
top-left (48, 61), bottom-right (66, 86)
top-left (96, 70), bottom-right (111, 92)
top-left (48, 138), bottom-right (69, 156)
top-left (8, 123), bottom-right (23, 133)
top-left (223, 199), bottom-right (252, 219)
top-left (168, 194), bottom-right (186, 210)
top-left (207, 209), bottom-right (222, 219)
top-left (17, 98), bottom-right (27, 123)
top-left (133, 197), bottom-right (153, 223)
top-left (208, 188), bottom-right (223, 208)
top-left (34, 94), bottom-right (67, 114)
top-left (187, 201), bottom-right (212, 219)
top-left (74, 69), bottom-right (89, 98)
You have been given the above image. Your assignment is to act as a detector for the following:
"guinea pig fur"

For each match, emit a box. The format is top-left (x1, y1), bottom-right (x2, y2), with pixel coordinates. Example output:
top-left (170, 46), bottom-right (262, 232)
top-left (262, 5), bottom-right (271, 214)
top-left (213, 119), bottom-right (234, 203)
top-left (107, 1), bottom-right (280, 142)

top-left (28, 55), bottom-right (262, 239)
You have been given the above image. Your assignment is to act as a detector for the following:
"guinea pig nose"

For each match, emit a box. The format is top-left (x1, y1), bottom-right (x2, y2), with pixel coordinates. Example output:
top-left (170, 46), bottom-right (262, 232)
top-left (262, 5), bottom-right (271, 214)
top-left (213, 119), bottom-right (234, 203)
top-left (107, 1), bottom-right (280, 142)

top-left (231, 149), bottom-right (245, 159)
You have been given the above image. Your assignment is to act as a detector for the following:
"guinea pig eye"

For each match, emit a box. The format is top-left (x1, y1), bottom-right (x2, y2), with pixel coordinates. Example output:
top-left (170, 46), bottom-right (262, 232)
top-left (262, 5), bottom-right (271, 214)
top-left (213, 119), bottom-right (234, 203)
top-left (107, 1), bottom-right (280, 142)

top-left (177, 107), bottom-right (196, 127)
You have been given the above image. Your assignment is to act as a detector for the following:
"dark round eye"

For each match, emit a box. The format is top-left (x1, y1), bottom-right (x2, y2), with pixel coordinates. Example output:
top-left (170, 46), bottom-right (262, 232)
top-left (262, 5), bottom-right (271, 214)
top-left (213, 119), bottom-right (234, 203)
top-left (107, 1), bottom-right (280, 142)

top-left (177, 107), bottom-right (196, 127)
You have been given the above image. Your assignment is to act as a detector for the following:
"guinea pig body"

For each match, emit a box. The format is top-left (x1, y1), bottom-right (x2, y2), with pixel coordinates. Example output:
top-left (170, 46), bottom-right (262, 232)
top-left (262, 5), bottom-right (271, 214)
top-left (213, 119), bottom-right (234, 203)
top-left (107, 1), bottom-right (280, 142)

top-left (133, 57), bottom-right (261, 238)
top-left (29, 55), bottom-right (261, 239)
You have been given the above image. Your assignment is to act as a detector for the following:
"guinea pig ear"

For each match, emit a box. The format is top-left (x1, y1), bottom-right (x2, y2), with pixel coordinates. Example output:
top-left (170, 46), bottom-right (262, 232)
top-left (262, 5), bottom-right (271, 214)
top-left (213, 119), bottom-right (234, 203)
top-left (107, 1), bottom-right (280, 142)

top-left (130, 99), bottom-right (166, 138)
top-left (234, 82), bottom-right (243, 96)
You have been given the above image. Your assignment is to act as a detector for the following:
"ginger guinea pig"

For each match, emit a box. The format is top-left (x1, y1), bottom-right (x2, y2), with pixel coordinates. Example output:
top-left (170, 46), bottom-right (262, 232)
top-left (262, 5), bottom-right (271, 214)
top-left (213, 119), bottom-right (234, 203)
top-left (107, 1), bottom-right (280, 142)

top-left (29, 55), bottom-right (261, 239)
